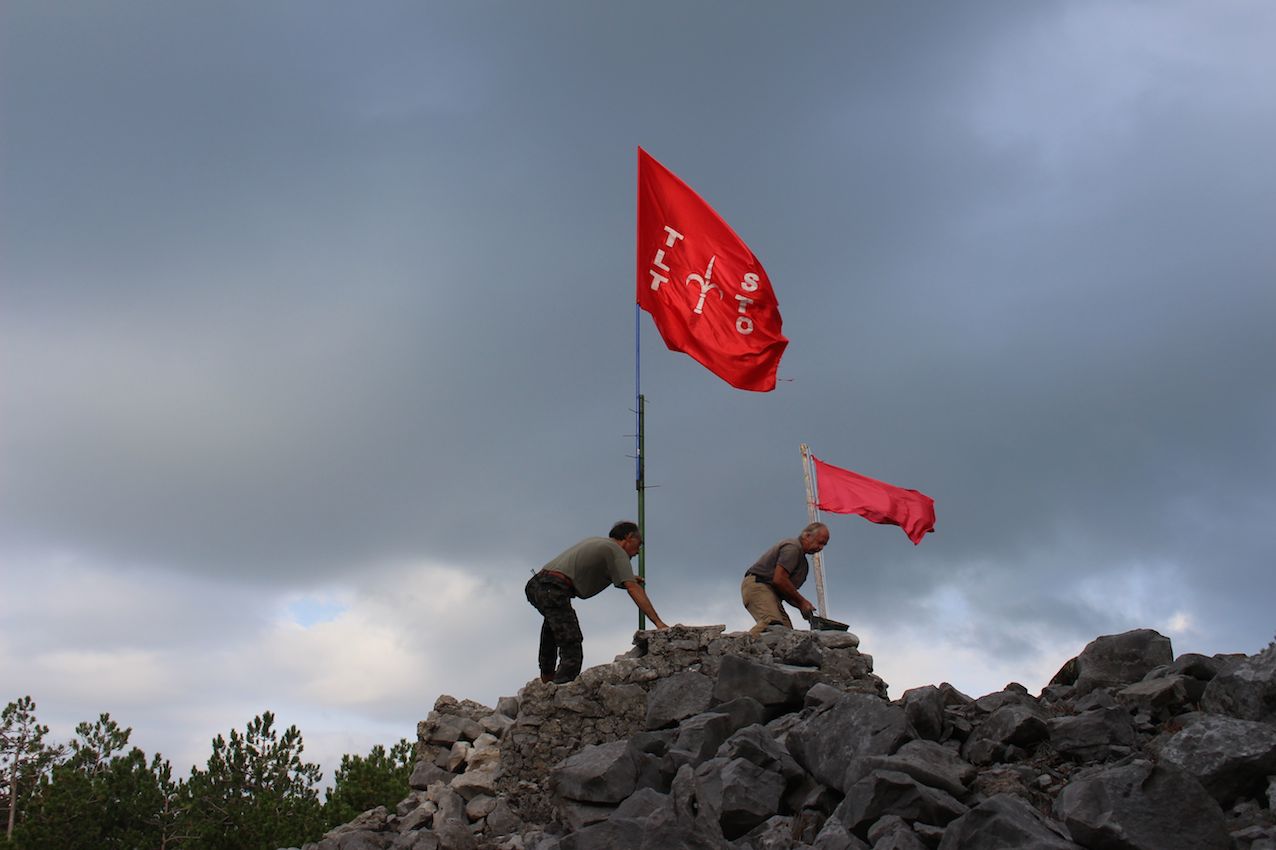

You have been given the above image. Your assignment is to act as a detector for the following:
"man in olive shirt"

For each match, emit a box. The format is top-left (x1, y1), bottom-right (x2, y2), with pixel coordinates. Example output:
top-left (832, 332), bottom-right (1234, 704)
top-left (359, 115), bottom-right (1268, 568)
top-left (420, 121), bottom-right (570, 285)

top-left (740, 522), bottom-right (830, 635)
top-left (525, 521), bottom-right (669, 684)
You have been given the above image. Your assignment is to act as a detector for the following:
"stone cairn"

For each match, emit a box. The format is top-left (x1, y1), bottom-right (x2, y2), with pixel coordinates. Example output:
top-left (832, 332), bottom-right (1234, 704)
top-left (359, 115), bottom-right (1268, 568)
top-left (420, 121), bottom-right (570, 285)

top-left (301, 626), bottom-right (1276, 850)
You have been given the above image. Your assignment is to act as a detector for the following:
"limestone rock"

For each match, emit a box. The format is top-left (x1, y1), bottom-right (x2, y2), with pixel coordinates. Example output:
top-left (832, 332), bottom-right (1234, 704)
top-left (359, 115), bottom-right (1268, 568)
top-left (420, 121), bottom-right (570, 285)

top-left (1118, 675), bottom-right (1199, 716)
top-left (450, 764), bottom-right (501, 800)
top-left (845, 739), bottom-right (975, 798)
top-left (1152, 713), bottom-right (1276, 806)
top-left (1071, 629), bottom-right (1174, 696)
top-left (715, 723), bottom-right (805, 783)
top-left (392, 831), bottom-right (440, 850)
top-left (410, 755), bottom-right (451, 791)
top-left (433, 819), bottom-right (477, 850)
top-left (691, 756), bottom-right (785, 839)
top-left (1201, 645), bottom-right (1276, 723)
top-left (962, 703), bottom-right (1048, 765)
top-left (558, 799), bottom-right (615, 831)
top-left (668, 710), bottom-right (739, 769)
top-left (898, 685), bottom-right (945, 742)
top-left (326, 806), bottom-right (392, 837)
top-left (484, 798), bottom-right (523, 837)
top-left (552, 740), bottom-right (638, 805)
top-left (832, 769), bottom-right (968, 835)
top-left (782, 635), bottom-right (826, 667)
top-left (428, 784), bottom-right (466, 825)
top-left (734, 814), bottom-right (798, 849)
top-left (1047, 707), bottom-right (1136, 762)
top-left (810, 816), bottom-right (869, 850)
top-left (713, 655), bottom-right (822, 710)
top-left (872, 822), bottom-right (928, 850)
top-left (937, 794), bottom-right (1081, 850)
top-left (787, 693), bottom-right (913, 792)
top-left (1054, 759), bottom-right (1230, 850)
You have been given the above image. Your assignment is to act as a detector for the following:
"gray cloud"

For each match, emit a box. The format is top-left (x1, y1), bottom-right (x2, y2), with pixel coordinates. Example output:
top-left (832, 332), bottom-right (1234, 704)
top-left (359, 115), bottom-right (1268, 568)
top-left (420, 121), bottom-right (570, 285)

top-left (3, 0), bottom-right (1274, 775)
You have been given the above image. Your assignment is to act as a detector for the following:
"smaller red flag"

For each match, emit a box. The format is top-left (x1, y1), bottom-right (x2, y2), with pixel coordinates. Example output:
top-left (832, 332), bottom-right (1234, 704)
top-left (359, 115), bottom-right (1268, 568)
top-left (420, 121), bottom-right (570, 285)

top-left (812, 456), bottom-right (936, 545)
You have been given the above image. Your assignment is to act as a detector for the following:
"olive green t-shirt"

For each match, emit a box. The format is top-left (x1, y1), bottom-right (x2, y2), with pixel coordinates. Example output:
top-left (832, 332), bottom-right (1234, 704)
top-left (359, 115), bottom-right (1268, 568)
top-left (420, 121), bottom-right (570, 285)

top-left (744, 538), bottom-right (809, 589)
top-left (543, 537), bottom-right (637, 599)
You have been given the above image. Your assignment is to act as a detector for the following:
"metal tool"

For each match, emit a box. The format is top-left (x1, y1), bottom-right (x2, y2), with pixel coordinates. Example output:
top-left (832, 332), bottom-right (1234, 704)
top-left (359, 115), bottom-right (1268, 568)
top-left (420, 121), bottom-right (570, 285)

top-left (805, 612), bottom-right (850, 631)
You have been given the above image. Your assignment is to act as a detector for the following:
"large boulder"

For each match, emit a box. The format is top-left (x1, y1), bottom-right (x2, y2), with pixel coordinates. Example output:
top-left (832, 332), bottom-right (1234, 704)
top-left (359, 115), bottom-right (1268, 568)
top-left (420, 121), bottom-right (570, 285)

top-left (691, 756), bottom-right (786, 839)
top-left (712, 655), bottom-right (822, 711)
top-left (898, 686), bottom-right (946, 742)
top-left (844, 739), bottom-right (975, 798)
top-left (832, 769), bottom-right (968, 836)
top-left (787, 693), bottom-right (913, 792)
top-left (552, 740), bottom-right (638, 805)
top-left (558, 766), bottom-right (726, 850)
top-left (1053, 759), bottom-right (1230, 850)
top-left (962, 703), bottom-right (1048, 765)
top-left (810, 816), bottom-right (870, 850)
top-left (869, 816), bottom-right (929, 850)
top-left (937, 794), bottom-right (1082, 850)
top-left (1200, 645), bottom-right (1276, 723)
top-left (645, 671), bottom-right (714, 730)
top-left (734, 814), bottom-right (799, 850)
top-left (715, 723), bottom-right (805, 784)
top-left (1118, 675), bottom-right (1199, 717)
top-left (1047, 707), bottom-right (1137, 762)
top-left (409, 761), bottom-right (449, 791)
top-left (1152, 713), bottom-right (1276, 806)
top-left (1070, 629), bottom-right (1175, 696)
top-left (668, 710), bottom-right (740, 770)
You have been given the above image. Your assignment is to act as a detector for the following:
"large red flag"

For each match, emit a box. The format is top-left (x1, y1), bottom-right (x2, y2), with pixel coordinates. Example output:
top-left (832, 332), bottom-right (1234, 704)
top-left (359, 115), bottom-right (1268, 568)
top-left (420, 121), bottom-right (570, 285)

top-left (637, 147), bottom-right (788, 392)
top-left (812, 456), bottom-right (936, 545)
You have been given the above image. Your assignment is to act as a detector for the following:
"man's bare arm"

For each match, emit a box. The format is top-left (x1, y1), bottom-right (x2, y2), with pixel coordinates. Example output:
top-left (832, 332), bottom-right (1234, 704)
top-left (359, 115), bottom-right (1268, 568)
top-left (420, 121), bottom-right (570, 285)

top-left (623, 580), bottom-right (669, 629)
top-left (772, 566), bottom-right (815, 617)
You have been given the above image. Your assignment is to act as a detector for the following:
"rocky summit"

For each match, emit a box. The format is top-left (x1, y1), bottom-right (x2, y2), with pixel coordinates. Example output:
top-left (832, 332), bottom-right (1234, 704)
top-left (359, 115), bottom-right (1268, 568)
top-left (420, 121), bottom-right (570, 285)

top-left (298, 626), bottom-right (1276, 850)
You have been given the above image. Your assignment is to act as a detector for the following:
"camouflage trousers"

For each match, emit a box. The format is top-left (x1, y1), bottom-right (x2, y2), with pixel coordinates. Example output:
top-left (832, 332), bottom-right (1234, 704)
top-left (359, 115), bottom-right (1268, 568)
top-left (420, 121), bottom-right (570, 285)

top-left (524, 572), bottom-right (584, 683)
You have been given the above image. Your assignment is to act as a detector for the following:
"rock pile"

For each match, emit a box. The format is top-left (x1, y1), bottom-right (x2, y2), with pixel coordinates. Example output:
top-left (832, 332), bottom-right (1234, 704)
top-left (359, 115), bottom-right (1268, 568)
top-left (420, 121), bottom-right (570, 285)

top-left (300, 628), bottom-right (1276, 850)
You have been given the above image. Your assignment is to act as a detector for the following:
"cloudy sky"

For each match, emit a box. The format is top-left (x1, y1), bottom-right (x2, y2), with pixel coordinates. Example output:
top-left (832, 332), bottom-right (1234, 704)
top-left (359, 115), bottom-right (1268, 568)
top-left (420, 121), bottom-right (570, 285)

top-left (3, 2), bottom-right (1274, 784)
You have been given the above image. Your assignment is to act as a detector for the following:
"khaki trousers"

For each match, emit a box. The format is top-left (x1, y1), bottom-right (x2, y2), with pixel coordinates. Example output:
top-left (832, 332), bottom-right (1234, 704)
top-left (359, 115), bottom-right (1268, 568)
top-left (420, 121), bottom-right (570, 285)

top-left (741, 574), bottom-right (792, 635)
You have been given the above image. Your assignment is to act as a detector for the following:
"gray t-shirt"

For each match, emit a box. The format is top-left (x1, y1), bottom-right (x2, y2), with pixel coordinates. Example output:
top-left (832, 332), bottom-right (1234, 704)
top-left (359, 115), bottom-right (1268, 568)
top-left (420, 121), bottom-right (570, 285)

top-left (745, 538), bottom-right (809, 589)
top-left (543, 537), bottom-right (637, 599)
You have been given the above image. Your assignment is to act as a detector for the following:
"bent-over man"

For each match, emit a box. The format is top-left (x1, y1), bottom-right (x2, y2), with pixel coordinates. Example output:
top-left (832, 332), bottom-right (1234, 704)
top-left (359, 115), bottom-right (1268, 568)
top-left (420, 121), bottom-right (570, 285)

top-left (741, 522), bottom-right (830, 635)
top-left (525, 521), bottom-right (669, 684)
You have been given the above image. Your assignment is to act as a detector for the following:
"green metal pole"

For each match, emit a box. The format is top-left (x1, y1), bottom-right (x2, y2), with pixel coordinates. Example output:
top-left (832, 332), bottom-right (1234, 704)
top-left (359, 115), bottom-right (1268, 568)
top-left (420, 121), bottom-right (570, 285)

top-left (637, 393), bottom-right (646, 630)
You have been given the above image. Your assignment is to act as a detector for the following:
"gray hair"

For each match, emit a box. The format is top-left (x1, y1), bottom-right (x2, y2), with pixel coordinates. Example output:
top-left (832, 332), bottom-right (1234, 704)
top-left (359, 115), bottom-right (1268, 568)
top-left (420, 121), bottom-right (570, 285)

top-left (800, 522), bottom-right (828, 539)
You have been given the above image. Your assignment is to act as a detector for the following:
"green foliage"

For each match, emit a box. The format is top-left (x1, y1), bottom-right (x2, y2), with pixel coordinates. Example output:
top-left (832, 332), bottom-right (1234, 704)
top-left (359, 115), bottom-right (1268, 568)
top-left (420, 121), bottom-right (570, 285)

top-left (1, 697), bottom-right (63, 841)
top-left (3, 703), bottom-right (395, 850)
top-left (323, 738), bottom-right (415, 827)
top-left (11, 712), bottom-right (172, 850)
top-left (181, 711), bottom-right (324, 850)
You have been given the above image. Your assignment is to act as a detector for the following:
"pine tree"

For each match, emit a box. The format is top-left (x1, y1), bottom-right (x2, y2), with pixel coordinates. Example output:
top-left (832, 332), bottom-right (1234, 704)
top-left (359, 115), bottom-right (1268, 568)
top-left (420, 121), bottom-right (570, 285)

top-left (323, 738), bottom-right (415, 827)
top-left (11, 712), bottom-right (172, 850)
top-left (182, 711), bottom-right (324, 850)
top-left (0, 697), bottom-right (62, 842)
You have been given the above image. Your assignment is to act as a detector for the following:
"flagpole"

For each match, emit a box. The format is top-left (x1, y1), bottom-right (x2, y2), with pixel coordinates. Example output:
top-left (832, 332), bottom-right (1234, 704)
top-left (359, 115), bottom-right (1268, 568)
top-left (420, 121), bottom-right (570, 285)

top-left (800, 444), bottom-right (828, 617)
top-left (634, 152), bottom-right (647, 631)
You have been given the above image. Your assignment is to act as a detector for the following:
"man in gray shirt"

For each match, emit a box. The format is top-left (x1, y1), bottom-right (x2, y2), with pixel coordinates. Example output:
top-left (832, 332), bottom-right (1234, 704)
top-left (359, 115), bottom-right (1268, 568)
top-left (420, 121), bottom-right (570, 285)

top-left (525, 521), bottom-right (669, 683)
top-left (741, 522), bottom-right (829, 635)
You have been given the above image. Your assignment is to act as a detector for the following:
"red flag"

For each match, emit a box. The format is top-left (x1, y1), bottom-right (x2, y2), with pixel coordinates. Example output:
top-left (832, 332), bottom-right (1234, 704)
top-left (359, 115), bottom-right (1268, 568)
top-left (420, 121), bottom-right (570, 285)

top-left (637, 147), bottom-right (788, 392)
top-left (812, 456), bottom-right (936, 545)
